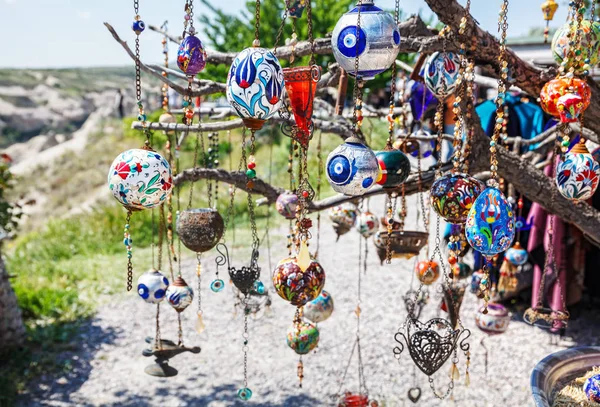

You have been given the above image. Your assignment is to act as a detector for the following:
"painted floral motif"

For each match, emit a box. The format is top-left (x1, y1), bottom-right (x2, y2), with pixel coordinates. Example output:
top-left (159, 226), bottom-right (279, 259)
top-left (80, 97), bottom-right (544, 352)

top-left (326, 139), bottom-right (379, 196)
top-left (556, 150), bottom-right (600, 201)
top-left (465, 187), bottom-right (515, 256)
top-left (303, 290), bottom-right (334, 323)
top-left (475, 303), bottom-right (509, 335)
top-left (557, 93), bottom-right (585, 123)
top-left (584, 374), bottom-right (600, 403)
top-left (272, 256), bottom-right (325, 307)
top-left (356, 211), bottom-right (379, 238)
top-left (286, 321), bottom-right (319, 355)
top-left (552, 20), bottom-right (600, 72)
top-left (276, 193), bottom-right (299, 220)
top-left (423, 52), bottom-right (461, 99)
top-left (430, 172), bottom-right (485, 224)
top-left (177, 35), bottom-right (207, 76)
top-left (540, 77), bottom-right (591, 117)
top-left (108, 149), bottom-right (173, 210)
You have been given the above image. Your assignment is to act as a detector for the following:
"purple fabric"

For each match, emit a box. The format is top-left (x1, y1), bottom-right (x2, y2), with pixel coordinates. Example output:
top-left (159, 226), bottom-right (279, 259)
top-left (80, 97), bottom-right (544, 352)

top-left (410, 81), bottom-right (437, 121)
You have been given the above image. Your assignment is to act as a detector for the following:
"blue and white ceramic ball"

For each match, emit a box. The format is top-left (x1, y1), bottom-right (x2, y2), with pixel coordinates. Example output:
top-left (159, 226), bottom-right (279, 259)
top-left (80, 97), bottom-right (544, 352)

top-left (423, 52), bottom-right (462, 100)
top-left (331, 0), bottom-right (400, 80)
top-left (303, 290), bottom-right (334, 323)
top-left (326, 137), bottom-right (380, 196)
top-left (137, 270), bottom-right (169, 304)
top-left (584, 374), bottom-right (600, 403)
top-left (166, 276), bottom-right (194, 312)
top-left (505, 243), bottom-right (528, 266)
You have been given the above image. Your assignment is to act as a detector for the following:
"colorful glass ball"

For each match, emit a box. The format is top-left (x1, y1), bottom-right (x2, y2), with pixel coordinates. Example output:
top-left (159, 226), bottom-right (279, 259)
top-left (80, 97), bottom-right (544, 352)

top-left (132, 20), bottom-right (145, 35)
top-left (375, 149), bottom-right (410, 188)
top-left (556, 143), bottom-right (600, 201)
top-left (452, 262), bottom-right (472, 280)
top-left (108, 149), bottom-right (173, 211)
top-left (475, 303), bottom-right (510, 335)
top-left (430, 172), bottom-right (485, 224)
top-left (287, 321), bottom-right (320, 355)
top-left (326, 138), bottom-right (379, 196)
top-left (423, 52), bottom-right (462, 99)
top-left (540, 77), bottom-right (591, 118)
top-left (470, 270), bottom-right (484, 294)
top-left (331, 2), bottom-right (400, 80)
top-left (165, 276), bottom-right (194, 312)
top-left (176, 208), bottom-right (224, 253)
top-left (272, 254), bottom-right (325, 307)
top-left (276, 193), bottom-right (299, 220)
top-left (465, 187), bottom-right (515, 256)
top-left (226, 47), bottom-right (284, 130)
top-left (303, 290), bottom-right (334, 323)
top-left (584, 374), bottom-right (600, 403)
top-left (177, 35), bottom-right (208, 76)
top-left (505, 242), bottom-right (528, 266)
top-left (137, 270), bottom-right (169, 304)
top-left (356, 211), bottom-right (379, 238)
top-left (329, 203), bottom-right (358, 237)
top-left (552, 20), bottom-right (600, 72)
top-left (415, 261), bottom-right (440, 285)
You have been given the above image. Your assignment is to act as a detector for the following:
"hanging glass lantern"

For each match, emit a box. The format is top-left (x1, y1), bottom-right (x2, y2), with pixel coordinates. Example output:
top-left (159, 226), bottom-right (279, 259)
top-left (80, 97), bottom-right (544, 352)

top-left (303, 290), bottom-right (334, 323)
top-left (465, 187), bottom-right (515, 256)
top-left (430, 172), bottom-right (485, 224)
top-left (326, 136), bottom-right (380, 196)
top-left (283, 65), bottom-right (321, 147)
top-left (287, 321), bottom-right (320, 355)
top-left (108, 149), bottom-right (173, 211)
top-left (137, 269), bottom-right (169, 304)
top-left (556, 140), bottom-right (600, 201)
top-left (584, 374), bottom-right (600, 403)
top-left (276, 193), bottom-right (299, 220)
top-left (176, 208), bottom-right (224, 253)
top-left (272, 242), bottom-right (326, 306)
top-left (505, 242), bottom-right (528, 266)
top-left (540, 77), bottom-right (591, 118)
top-left (415, 261), bottom-right (439, 285)
top-left (356, 211), bottom-right (379, 238)
top-left (331, 0), bottom-right (400, 80)
top-left (552, 20), bottom-right (600, 72)
top-left (177, 35), bottom-right (208, 76)
top-left (165, 276), bottom-right (194, 312)
top-left (423, 52), bottom-right (461, 100)
top-left (329, 203), bottom-right (359, 238)
top-left (475, 303), bottom-right (510, 335)
top-left (226, 47), bottom-right (284, 130)
top-left (375, 148), bottom-right (410, 188)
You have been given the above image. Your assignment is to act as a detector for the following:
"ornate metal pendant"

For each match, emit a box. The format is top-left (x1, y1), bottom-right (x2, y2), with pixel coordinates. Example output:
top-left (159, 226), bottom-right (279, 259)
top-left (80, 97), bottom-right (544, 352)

top-left (215, 243), bottom-right (260, 294)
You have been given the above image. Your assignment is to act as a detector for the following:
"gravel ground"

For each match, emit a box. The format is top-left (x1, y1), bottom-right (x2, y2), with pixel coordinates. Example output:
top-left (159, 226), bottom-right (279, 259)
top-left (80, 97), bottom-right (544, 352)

top-left (18, 196), bottom-right (600, 407)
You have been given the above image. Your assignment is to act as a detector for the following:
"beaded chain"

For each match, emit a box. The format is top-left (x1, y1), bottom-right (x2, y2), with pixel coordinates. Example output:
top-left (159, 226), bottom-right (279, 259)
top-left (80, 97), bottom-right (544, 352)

top-left (182, 1), bottom-right (197, 126)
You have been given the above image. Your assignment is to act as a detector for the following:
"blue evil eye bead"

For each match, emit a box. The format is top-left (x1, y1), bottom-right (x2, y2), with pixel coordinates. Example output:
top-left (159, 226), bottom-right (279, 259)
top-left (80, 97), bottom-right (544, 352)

top-left (337, 26), bottom-right (367, 58)
top-left (253, 281), bottom-right (266, 295)
top-left (584, 374), bottom-right (600, 403)
top-left (325, 136), bottom-right (379, 196)
top-left (328, 155), bottom-right (352, 184)
top-left (237, 388), bottom-right (252, 401)
top-left (137, 269), bottom-right (169, 304)
top-left (132, 20), bottom-right (146, 35)
top-left (210, 279), bottom-right (225, 293)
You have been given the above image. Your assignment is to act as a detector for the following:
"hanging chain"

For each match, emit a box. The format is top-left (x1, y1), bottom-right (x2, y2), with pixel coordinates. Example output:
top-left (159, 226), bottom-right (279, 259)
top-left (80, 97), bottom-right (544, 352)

top-left (125, 211), bottom-right (133, 291)
top-left (253, 0), bottom-right (261, 46)
top-left (154, 304), bottom-right (162, 350)
top-left (160, 20), bottom-right (170, 113)
top-left (273, 4), bottom-right (289, 55)
top-left (316, 132), bottom-right (323, 258)
top-left (242, 295), bottom-right (250, 391)
top-left (132, 0), bottom-right (152, 148)
top-left (306, 0), bottom-right (316, 65)
top-left (188, 131), bottom-right (203, 209)
top-left (182, 0), bottom-right (195, 39)
top-left (352, 3), bottom-right (364, 136)
top-left (385, 0), bottom-right (401, 147)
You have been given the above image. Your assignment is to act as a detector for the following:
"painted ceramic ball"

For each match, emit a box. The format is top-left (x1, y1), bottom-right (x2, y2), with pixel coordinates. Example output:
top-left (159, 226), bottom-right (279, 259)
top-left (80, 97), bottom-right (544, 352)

top-left (552, 20), bottom-right (600, 71)
top-left (326, 137), bottom-right (380, 196)
top-left (356, 211), bottom-right (379, 238)
top-left (475, 303), bottom-right (509, 335)
top-left (540, 77), bottom-right (591, 117)
top-left (329, 203), bottom-right (358, 229)
top-left (465, 187), bottom-right (515, 256)
top-left (415, 261), bottom-right (440, 285)
top-left (375, 149), bottom-right (410, 188)
top-left (287, 321), bottom-right (320, 355)
top-left (430, 172), bottom-right (485, 224)
top-left (165, 276), bottom-right (194, 312)
top-left (177, 35), bottom-right (207, 76)
top-left (137, 269), bottom-right (169, 304)
top-left (556, 92), bottom-right (585, 124)
top-left (276, 193), bottom-right (299, 220)
top-left (331, 1), bottom-right (400, 80)
top-left (108, 149), bottom-right (173, 211)
top-left (176, 208), bottom-right (224, 253)
top-left (303, 290), bottom-right (334, 323)
top-left (556, 142), bottom-right (600, 201)
top-left (423, 52), bottom-right (462, 100)
top-left (469, 269), bottom-right (484, 294)
top-left (584, 374), bottom-right (600, 403)
top-left (226, 47), bottom-right (284, 130)
top-left (452, 262), bottom-right (472, 280)
top-left (505, 242), bottom-right (528, 266)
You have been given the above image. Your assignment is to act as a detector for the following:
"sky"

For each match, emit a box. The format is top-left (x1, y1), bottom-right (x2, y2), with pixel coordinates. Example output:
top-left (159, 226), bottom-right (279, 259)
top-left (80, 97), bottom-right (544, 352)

top-left (0, 0), bottom-right (575, 69)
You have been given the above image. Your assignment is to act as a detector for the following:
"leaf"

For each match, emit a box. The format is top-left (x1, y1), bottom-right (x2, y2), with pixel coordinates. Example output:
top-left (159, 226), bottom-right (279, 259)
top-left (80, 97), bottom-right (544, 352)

top-left (147, 172), bottom-right (161, 188)
top-left (145, 188), bottom-right (160, 195)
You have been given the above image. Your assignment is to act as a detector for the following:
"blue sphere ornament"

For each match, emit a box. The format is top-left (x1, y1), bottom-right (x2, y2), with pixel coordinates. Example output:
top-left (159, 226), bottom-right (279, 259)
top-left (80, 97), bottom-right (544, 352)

top-left (326, 136), bottom-right (379, 196)
top-left (331, 0), bottom-right (400, 80)
top-left (165, 276), bottom-right (194, 312)
top-left (226, 47), bottom-right (284, 130)
top-left (423, 52), bottom-right (461, 100)
top-left (132, 20), bottom-right (146, 35)
top-left (465, 187), bottom-right (516, 256)
top-left (137, 270), bottom-right (169, 304)
top-left (505, 242), bottom-right (528, 266)
top-left (303, 290), bottom-right (334, 323)
top-left (584, 374), bottom-right (600, 403)
top-left (237, 388), bottom-right (253, 401)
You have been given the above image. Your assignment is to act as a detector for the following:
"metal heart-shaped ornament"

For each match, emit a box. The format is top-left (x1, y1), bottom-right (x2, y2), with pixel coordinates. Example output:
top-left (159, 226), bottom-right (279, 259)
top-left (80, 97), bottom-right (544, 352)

top-left (408, 387), bottom-right (421, 403)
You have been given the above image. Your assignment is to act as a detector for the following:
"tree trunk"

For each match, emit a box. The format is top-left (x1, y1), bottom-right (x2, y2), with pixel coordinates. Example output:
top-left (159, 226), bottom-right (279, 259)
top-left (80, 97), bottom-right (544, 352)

top-left (0, 252), bottom-right (25, 350)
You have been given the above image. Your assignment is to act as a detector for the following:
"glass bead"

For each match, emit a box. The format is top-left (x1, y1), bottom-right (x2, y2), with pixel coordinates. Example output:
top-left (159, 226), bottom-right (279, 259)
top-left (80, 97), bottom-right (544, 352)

top-left (132, 20), bottom-right (146, 35)
top-left (246, 169), bottom-right (256, 179)
top-left (210, 279), bottom-right (225, 292)
top-left (237, 388), bottom-right (252, 401)
top-left (253, 281), bottom-right (265, 295)
top-left (195, 313), bottom-right (206, 334)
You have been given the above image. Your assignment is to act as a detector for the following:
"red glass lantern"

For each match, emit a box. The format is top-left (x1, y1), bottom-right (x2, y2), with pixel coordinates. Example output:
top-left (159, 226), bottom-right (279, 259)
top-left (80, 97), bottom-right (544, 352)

top-left (283, 65), bottom-right (321, 147)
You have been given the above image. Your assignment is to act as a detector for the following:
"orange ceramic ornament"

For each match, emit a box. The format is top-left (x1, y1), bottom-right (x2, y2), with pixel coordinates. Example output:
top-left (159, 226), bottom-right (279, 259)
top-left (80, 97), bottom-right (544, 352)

top-left (540, 77), bottom-right (591, 117)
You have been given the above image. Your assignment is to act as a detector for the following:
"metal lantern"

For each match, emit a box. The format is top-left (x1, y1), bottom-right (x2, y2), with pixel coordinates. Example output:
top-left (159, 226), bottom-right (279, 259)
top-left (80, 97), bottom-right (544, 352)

top-left (177, 35), bottom-right (208, 76)
top-left (165, 276), bottom-right (194, 312)
top-left (176, 208), bottom-right (224, 253)
top-left (287, 321), bottom-right (320, 355)
top-left (540, 77), bottom-right (591, 118)
top-left (415, 261), bottom-right (439, 285)
top-left (137, 269), bottom-right (169, 304)
top-left (373, 229), bottom-right (428, 264)
top-left (430, 172), bottom-right (485, 224)
top-left (465, 187), bottom-right (515, 256)
top-left (552, 20), bottom-right (600, 71)
top-left (303, 290), bottom-right (334, 323)
top-left (556, 141), bottom-right (600, 201)
top-left (423, 52), bottom-right (461, 100)
top-left (329, 203), bottom-right (358, 238)
top-left (331, 0), bottom-right (400, 80)
top-left (584, 374), bottom-right (600, 403)
top-left (375, 148), bottom-right (410, 188)
top-left (356, 211), bottom-right (379, 238)
top-left (226, 47), bottom-right (284, 130)
top-left (108, 149), bottom-right (173, 211)
top-left (475, 302), bottom-right (510, 335)
top-left (505, 242), bottom-right (528, 266)
top-left (272, 242), bottom-right (326, 306)
top-left (276, 193), bottom-right (299, 220)
top-left (326, 136), bottom-right (380, 196)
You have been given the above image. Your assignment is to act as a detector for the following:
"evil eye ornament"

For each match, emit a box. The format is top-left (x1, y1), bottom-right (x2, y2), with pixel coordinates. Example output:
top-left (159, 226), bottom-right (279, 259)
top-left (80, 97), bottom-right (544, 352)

top-left (326, 137), bottom-right (379, 196)
top-left (177, 35), bottom-right (208, 76)
top-left (584, 374), bottom-right (600, 403)
top-left (465, 187), bottom-right (515, 256)
top-left (423, 52), bottom-right (462, 100)
top-left (303, 290), bottom-right (334, 323)
top-left (331, 0), bottom-right (400, 80)
top-left (430, 172), bottom-right (485, 224)
top-left (137, 270), bottom-right (169, 304)
top-left (210, 279), bottom-right (225, 292)
top-left (132, 20), bottom-right (145, 35)
top-left (556, 142), bottom-right (600, 201)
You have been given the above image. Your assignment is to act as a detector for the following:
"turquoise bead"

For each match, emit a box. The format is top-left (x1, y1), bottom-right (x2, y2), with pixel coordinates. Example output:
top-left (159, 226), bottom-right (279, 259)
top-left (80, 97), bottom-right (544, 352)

top-left (253, 281), bottom-right (265, 295)
top-left (210, 279), bottom-right (225, 293)
top-left (237, 388), bottom-right (252, 401)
